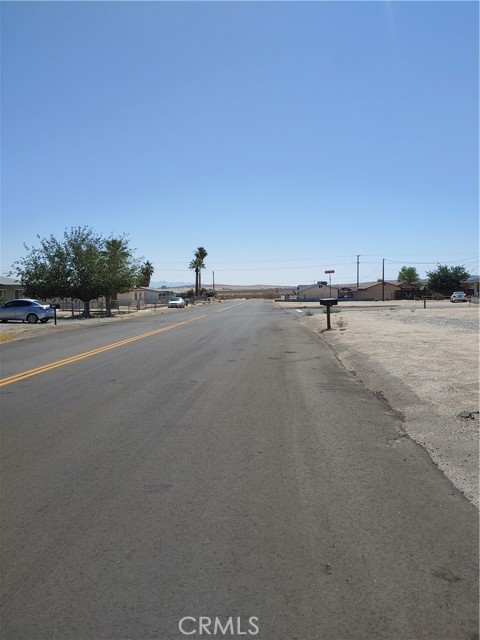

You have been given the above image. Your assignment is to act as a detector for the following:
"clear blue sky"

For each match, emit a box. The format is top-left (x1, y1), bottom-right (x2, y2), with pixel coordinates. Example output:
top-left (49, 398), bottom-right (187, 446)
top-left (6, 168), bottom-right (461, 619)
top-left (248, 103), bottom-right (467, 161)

top-left (1, 1), bottom-right (478, 286)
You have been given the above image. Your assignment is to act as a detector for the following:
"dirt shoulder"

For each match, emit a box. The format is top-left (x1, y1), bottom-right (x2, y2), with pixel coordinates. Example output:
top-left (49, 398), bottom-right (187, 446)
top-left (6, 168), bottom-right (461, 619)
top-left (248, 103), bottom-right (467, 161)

top-left (276, 299), bottom-right (479, 508)
top-left (0, 303), bottom-right (213, 343)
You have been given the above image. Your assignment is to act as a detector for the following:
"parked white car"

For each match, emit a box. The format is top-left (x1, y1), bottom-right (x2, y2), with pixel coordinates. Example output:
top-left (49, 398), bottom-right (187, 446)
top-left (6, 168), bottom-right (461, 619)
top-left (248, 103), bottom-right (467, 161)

top-left (450, 291), bottom-right (467, 303)
top-left (168, 296), bottom-right (186, 308)
top-left (0, 298), bottom-right (55, 323)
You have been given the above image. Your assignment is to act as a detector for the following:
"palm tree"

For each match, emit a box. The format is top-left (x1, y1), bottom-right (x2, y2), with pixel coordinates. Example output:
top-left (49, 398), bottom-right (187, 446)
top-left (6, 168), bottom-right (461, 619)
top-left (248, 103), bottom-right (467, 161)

top-left (102, 237), bottom-right (132, 316)
top-left (195, 247), bottom-right (208, 293)
top-left (189, 258), bottom-right (202, 296)
top-left (189, 247), bottom-right (208, 296)
top-left (138, 260), bottom-right (155, 287)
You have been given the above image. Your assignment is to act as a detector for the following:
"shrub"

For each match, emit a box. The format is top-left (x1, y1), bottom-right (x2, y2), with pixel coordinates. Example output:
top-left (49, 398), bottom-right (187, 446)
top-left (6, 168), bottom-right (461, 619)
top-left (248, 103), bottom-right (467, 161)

top-left (322, 307), bottom-right (340, 314)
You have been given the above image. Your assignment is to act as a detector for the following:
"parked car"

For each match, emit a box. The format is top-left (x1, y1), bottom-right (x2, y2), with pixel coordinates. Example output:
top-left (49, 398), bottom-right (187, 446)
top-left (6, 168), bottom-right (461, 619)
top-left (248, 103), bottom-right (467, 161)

top-left (0, 298), bottom-right (55, 323)
top-left (450, 291), bottom-right (467, 303)
top-left (168, 296), bottom-right (186, 309)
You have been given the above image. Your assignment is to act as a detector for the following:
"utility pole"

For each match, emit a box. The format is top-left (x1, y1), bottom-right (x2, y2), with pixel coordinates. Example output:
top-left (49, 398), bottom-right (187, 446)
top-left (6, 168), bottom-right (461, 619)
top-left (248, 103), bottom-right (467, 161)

top-left (212, 271), bottom-right (215, 295)
top-left (382, 259), bottom-right (385, 301)
top-left (325, 269), bottom-right (335, 297)
top-left (356, 255), bottom-right (360, 288)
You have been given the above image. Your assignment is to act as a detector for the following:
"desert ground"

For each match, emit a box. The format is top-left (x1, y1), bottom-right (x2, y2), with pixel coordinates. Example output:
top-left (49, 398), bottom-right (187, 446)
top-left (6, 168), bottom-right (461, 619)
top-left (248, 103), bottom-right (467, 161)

top-left (275, 299), bottom-right (479, 508)
top-left (2, 298), bottom-right (478, 507)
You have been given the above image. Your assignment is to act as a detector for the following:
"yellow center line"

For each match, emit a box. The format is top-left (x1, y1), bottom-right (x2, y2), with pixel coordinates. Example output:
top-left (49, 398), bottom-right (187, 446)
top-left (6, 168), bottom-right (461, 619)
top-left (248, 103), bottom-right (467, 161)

top-left (0, 315), bottom-right (208, 387)
top-left (215, 302), bottom-right (244, 313)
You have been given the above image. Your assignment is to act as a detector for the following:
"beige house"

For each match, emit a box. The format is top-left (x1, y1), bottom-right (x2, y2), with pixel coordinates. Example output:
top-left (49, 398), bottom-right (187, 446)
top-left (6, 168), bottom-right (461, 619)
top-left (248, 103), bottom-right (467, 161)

top-left (297, 283), bottom-right (333, 300)
top-left (353, 281), bottom-right (401, 301)
top-left (297, 280), bottom-right (401, 301)
top-left (0, 277), bottom-right (24, 302)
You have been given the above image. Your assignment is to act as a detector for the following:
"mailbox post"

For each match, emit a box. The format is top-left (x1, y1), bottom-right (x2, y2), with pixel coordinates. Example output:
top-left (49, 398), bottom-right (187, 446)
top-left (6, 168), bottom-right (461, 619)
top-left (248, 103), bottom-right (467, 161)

top-left (319, 298), bottom-right (338, 330)
top-left (50, 304), bottom-right (60, 325)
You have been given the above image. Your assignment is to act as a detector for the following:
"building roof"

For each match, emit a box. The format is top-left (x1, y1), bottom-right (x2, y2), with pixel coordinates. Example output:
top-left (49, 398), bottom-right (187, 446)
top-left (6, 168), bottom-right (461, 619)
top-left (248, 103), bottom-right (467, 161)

top-left (336, 280), bottom-right (400, 290)
top-left (297, 283), bottom-right (329, 291)
top-left (357, 281), bottom-right (400, 290)
top-left (0, 277), bottom-right (22, 286)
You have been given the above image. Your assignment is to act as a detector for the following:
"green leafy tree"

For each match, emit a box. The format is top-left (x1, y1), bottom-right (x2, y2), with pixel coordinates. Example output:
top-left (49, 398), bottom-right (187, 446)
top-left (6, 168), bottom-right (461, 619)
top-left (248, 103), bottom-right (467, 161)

top-left (426, 264), bottom-right (470, 295)
top-left (13, 227), bottom-right (141, 318)
top-left (13, 227), bottom-right (104, 316)
top-left (397, 266), bottom-right (421, 286)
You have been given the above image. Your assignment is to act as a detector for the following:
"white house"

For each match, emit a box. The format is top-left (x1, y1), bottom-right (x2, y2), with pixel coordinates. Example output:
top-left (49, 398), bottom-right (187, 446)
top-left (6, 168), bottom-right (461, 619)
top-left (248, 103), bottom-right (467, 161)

top-left (114, 287), bottom-right (175, 308)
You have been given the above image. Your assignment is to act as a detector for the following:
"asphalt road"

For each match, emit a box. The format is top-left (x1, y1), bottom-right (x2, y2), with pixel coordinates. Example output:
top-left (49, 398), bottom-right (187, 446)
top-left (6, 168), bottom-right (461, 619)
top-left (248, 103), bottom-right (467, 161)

top-left (0, 301), bottom-right (478, 640)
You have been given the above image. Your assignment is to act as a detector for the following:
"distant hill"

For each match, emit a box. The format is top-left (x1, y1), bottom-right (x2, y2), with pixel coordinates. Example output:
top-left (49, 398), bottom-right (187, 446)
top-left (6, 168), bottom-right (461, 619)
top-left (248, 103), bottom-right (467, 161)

top-left (150, 281), bottom-right (194, 288)
top-left (150, 281), bottom-right (293, 292)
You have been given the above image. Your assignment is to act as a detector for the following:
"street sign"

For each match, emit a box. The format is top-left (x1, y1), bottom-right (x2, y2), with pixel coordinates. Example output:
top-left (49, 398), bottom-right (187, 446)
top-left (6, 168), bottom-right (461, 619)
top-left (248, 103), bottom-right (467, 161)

top-left (324, 270), bottom-right (335, 297)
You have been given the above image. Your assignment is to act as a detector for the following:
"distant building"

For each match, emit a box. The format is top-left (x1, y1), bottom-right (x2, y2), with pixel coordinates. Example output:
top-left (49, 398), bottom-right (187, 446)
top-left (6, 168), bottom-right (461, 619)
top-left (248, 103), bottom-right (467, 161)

top-left (296, 282), bottom-right (332, 301)
top-left (0, 277), bottom-right (24, 302)
top-left (353, 280), bottom-right (400, 301)
top-left (394, 282), bottom-right (429, 300)
top-left (461, 276), bottom-right (479, 304)
top-left (115, 287), bottom-right (175, 308)
top-left (297, 280), bottom-right (404, 302)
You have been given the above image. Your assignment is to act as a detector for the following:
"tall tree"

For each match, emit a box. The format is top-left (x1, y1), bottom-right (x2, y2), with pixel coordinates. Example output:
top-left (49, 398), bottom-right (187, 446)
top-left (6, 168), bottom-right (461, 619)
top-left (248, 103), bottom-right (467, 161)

top-left (13, 226), bottom-right (104, 317)
top-left (189, 257), bottom-right (201, 296)
top-left (194, 246), bottom-right (208, 294)
top-left (15, 234), bottom-right (72, 301)
top-left (138, 260), bottom-right (155, 287)
top-left (397, 266), bottom-right (421, 286)
top-left (426, 264), bottom-right (470, 295)
top-left (100, 236), bottom-right (141, 316)
top-left (13, 227), bottom-right (140, 318)
top-left (189, 247), bottom-right (208, 296)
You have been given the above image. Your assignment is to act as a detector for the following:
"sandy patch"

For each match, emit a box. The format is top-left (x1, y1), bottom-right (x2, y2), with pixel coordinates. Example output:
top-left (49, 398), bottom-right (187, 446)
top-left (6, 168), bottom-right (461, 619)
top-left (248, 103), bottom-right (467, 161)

top-left (277, 299), bottom-right (479, 507)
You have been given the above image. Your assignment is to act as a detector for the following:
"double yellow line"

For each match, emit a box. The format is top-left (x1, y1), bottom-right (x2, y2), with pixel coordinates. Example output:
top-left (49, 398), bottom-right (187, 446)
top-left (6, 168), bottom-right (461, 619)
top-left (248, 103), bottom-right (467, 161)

top-left (0, 315), bottom-right (207, 388)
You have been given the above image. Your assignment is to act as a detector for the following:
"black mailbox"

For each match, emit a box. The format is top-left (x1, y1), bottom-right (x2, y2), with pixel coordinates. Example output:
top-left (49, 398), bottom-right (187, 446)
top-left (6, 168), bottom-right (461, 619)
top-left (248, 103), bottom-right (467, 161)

top-left (319, 298), bottom-right (338, 306)
top-left (319, 298), bottom-right (338, 330)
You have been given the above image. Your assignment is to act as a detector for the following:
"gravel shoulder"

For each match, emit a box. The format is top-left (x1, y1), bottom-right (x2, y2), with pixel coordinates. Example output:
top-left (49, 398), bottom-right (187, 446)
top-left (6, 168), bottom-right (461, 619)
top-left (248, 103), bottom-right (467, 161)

top-left (276, 299), bottom-right (479, 507)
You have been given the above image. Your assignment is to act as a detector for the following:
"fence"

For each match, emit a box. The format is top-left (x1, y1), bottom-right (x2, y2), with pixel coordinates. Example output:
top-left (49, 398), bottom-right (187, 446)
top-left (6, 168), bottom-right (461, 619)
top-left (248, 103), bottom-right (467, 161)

top-left (53, 299), bottom-right (171, 316)
top-left (52, 294), bottom-right (213, 316)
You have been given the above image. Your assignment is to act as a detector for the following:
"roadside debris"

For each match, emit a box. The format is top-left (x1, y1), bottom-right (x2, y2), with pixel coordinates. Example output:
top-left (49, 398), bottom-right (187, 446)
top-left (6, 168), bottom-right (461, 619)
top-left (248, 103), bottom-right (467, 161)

top-left (458, 411), bottom-right (479, 420)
